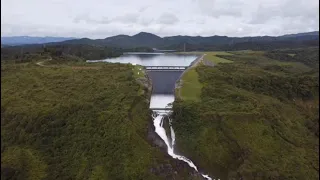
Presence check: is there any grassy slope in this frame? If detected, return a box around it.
[177,52,233,101]
[1,61,197,180]
[203,52,233,64]
[132,65,145,79]
[172,49,319,180]
[179,68,202,101]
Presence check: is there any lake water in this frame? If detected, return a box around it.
[87,53,198,67]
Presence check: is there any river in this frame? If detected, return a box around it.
[87,53,213,180]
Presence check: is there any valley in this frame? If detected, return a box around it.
[1,33,319,180]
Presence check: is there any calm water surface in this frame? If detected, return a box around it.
[87,53,198,67]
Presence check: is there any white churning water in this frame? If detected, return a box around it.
[150,94,213,180]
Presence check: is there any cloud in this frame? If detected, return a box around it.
[157,13,179,25]
[73,14,111,24]
[113,13,140,24]
[196,0,244,18]
[1,0,319,38]
[139,6,150,12]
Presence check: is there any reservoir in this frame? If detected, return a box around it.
[87,53,197,67]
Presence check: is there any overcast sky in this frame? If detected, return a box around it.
[1,0,319,38]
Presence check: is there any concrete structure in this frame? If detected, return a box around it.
[146,55,202,110]
[147,70,184,94]
[145,66,187,71]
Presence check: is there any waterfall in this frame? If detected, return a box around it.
[152,109,213,180]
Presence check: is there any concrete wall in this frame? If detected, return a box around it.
[147,70,184,94]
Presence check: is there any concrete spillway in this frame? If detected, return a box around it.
[147,70,183,94]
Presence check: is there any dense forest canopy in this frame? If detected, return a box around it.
[1,44,123,62]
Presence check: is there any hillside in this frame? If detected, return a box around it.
[1,60,204,180]
[1,44,121,62]
[1,43,156,62]
[173,48,319,179]
[1,36,75,46]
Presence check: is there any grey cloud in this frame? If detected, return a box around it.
[157,13,179,25]
[249,0,319,25]
[209,6,243,18]
[113,13,140,24]
[1,0,319,38]
[73,14,111,24]
[197,0,244,18]
[138,17,154,26]
[139,6,149,12]
[74,13,140,25]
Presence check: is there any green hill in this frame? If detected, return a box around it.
[172,48,319,180]
[1,61,201,180]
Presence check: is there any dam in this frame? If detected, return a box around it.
[87,53,213,180]
[87,53,197,107]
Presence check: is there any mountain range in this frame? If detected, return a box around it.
[1,36,76,46]
[1,31,319,51]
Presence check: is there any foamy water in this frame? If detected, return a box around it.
[151,94,213,180]
[150,94,174,109]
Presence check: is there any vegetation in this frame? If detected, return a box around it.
[265,47,319,68]
[1,44,319,180]
[172,48,319,180]
[203,52,233,64]
[1,44,123,63]
[179,68,202,101]
[177,51,233,101]
[132,65,145,79]
[1,59,199,180]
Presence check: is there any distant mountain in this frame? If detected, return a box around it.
[3,31,318,51]
[280,31,319,38]
[1,36,76,46]
[57,31,318,50]
[62,32,163,48]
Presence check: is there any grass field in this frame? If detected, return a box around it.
[179,67,202,101]
[203,53,233,64]
[132,65,145,79]
[177,51,233,101]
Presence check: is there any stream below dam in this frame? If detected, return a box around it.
[88,53,214,180]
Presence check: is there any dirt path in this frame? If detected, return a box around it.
[35,57,100,70]
[36,57,52,67]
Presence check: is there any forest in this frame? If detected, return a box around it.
[1,60,202,180]
[1,44,123,62]
[172,47,319,180]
